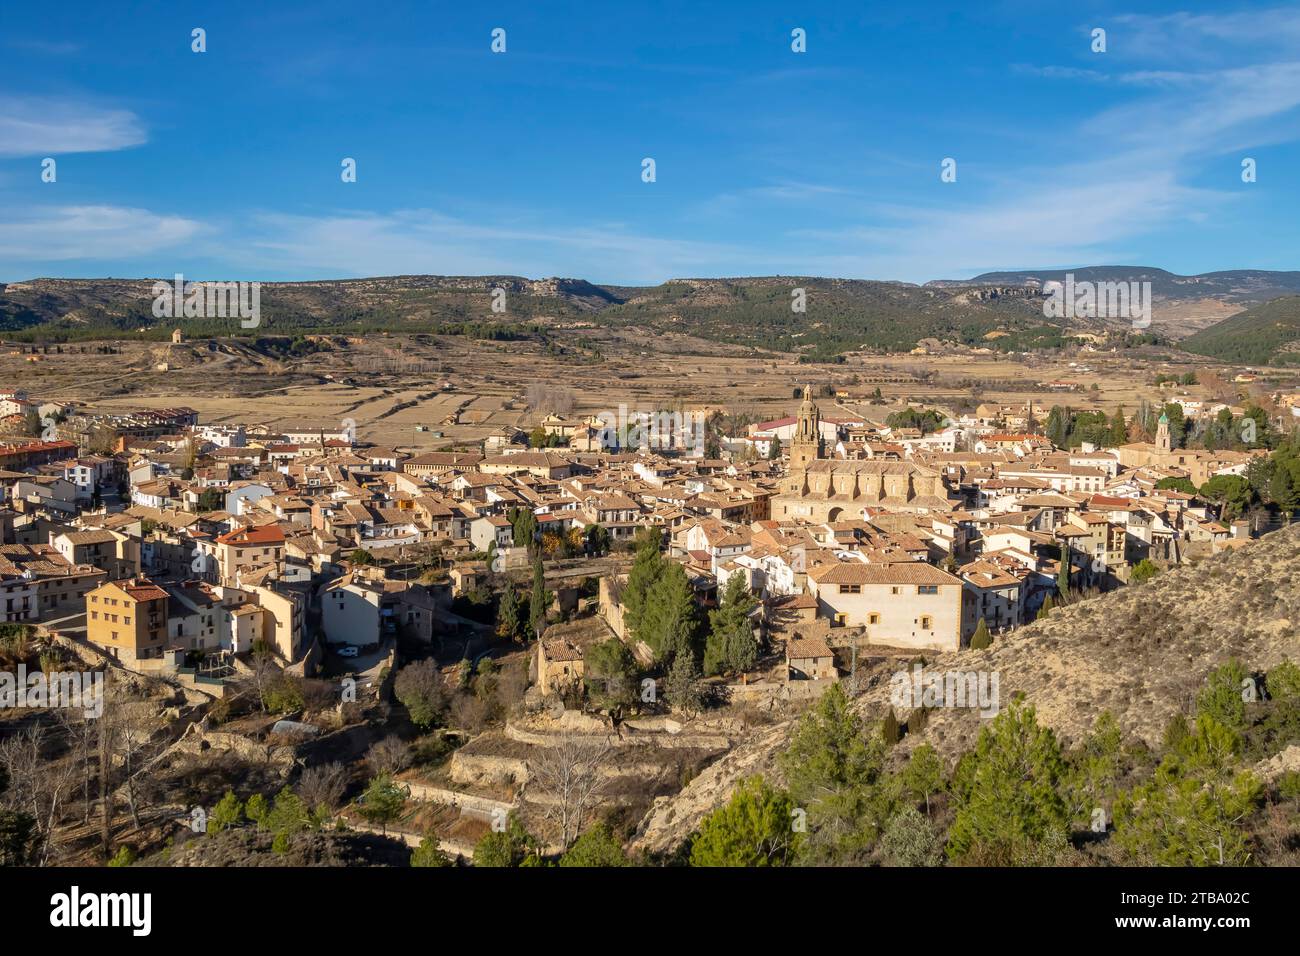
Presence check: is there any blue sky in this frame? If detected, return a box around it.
[1,0,1298,284]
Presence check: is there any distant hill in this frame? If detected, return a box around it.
[0,274,1095,357]
[947,267,1300,304]
[1178,295,1300,366]
[5,266,1299,357]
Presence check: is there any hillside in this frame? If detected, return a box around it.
[0,273,1095,357]
[632,524,1300,855]
[953,266,1300,304]
[1179,295,1300,366]
[7,267,1300,357]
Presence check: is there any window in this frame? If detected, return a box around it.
[920,616,933,630]
[838,584,861,594]
[918,585,938,595]
[868,612,880,625]
[891,586,900,595]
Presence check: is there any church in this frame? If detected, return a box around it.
[773,386,960,521]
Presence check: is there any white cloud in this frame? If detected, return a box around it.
[0,206,201,261]
[0,96,146,157]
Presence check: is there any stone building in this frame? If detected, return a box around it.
[773,385,959,521]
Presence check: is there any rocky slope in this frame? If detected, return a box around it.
[632,525,1300,855]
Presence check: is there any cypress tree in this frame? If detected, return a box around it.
[969,617,992,650]
[882,709,901,746]
[529,551,546,638]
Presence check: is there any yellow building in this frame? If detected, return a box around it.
[86,578,170,661]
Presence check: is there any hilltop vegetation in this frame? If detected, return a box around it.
[1180,295,1300,366]
[0,274,1104,358]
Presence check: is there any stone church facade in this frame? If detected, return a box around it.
[773,386,959,521]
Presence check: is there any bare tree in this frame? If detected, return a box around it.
[366,736,410,777]
[0,724,79,865]
[55,708,98,824]
[296,761,349,812]
[529,733,611,850]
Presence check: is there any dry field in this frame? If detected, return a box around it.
[0,327,1255,448]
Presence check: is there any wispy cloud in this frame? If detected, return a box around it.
[234,209,745,283]
[0,206,201,261]
[0,96,146,157]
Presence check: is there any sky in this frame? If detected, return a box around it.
[1,0,1298,285]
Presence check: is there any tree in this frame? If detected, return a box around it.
[558,822,629,866]
[663,651,706,716]
[703,574,758,676]
[881,709,901,746]
[473,813,540,867]
[496,586,523,642]
[511,508,538,549]
[778,683,892,864]
[411,835,453,867]
[529,550,547,638]
[245,793,270,828]
[946,700,1069,863]
[0,810,38,866]
[1108,407,1128,446]
[532,734,611,850]
[1268,467,1297,519]
[901,743,946,817]
[622,531,666,637]
[1200,475,1253,521]
[297,762,348,813]
[584,638,640,711]
[766,437,782,460]
[357,774,407,837]
[1129,559,1160,584]
[1114,714,1262,866]
[638,562,700,664]
[969,618,991,650]
[689,776,800,867]
[394,659,448,729]
[209,790,244,834]
[350,548,375,566]
[367,736,411,776]
[880,805,942,866]
[1155,476,1197,495]
[1056,547,1071,597]
[1196,660,1251,732]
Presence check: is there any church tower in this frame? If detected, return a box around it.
[790,384,823,471]
[1155,411,1171,454]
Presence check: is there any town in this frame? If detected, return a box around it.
[1,351,1296,867]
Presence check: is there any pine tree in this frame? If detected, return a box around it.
[969,617,992,650]
[704,574,758,676]
[901,743,946,817]
[947,700,1069,862]
[639,563,700,663]
[623,532,665,638]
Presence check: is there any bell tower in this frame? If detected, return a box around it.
[1156,411,1171,454]
[790,384,823,471]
